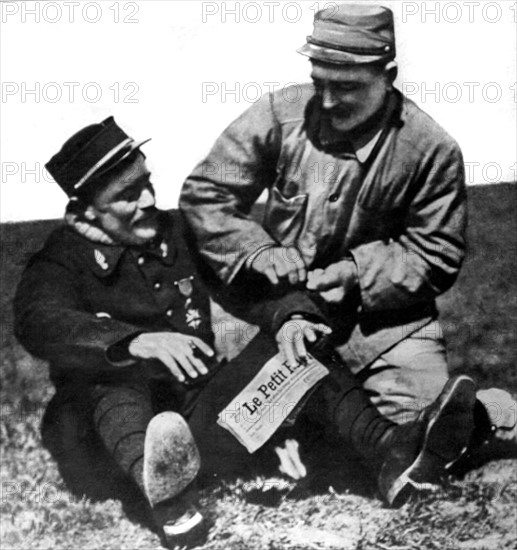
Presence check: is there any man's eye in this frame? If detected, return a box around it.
[119,181,153,202]
[120,190,139,202]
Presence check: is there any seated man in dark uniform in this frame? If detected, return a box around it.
[14,117,479,548]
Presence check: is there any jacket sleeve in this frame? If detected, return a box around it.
[350,141,467,311]
[14,252,142,373]
[250,290,328,335]
[179,92,281,284]
[216,265,329,335]
[185,221,329,338]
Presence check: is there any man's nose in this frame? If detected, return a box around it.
[321,87,339,110]
[138,187,155,209]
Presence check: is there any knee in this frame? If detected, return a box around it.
[365,372,449,424]
[92,386,152,430]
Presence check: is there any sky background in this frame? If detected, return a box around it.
[1,0,516,222]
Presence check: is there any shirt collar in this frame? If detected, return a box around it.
[352,127,384,163]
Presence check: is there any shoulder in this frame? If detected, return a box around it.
[236,83,315,124]
[26,224,94,270]
[268,82,315,124]
[161,208,182,223]
[398,92,463,157]
[161,209,185,237]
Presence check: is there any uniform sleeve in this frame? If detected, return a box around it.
[219,268,329,336]
[252,290,327,335]
[14,253,142,373]
[179,92,281,284]
[350,142,467,311]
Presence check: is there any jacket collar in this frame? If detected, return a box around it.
[87,244,125,277]
[80,211,177,277]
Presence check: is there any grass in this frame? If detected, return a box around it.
[1,183,516,549]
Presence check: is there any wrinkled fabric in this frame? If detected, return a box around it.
[14,209,323,383]
[180,85,467,371]
[359,320,450,424]
[17,209,329,490]
[15,211,213,382]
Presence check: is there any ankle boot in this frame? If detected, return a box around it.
[377,375,477,507]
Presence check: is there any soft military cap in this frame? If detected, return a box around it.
[46,117,150,197]
[298,3,395,65]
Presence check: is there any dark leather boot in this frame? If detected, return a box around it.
[378,375,477,507]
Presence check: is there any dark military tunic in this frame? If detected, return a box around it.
[15,209,323,382]
[14,209,325,482]
[14,210,218,384]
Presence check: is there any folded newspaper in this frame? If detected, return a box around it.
[217,353,329,453]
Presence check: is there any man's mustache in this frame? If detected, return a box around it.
[133,207,158,224]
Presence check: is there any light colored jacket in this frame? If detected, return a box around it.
[180,85,467,372]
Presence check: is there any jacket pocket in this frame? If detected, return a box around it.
[263,186,308,246]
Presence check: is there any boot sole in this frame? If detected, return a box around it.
[143,412,201,507]
[387,375,476,506]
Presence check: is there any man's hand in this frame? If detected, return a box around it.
[306,259,358,304]
[249,246,306,286]
[128,332,214,383]
[276,316,332,368]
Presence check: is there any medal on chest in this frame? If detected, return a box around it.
[174,275,202,330]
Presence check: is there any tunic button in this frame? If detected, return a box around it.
[329,193,339,202]
[137,256,145,266]
[166,309,173,317]
[153,282,161,291]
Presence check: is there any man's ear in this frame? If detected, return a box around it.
[384,61,398,85]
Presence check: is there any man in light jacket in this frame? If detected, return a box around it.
[179,4,516,452]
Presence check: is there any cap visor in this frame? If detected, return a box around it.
[77,137,152,189]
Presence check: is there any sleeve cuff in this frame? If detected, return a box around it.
[106,332,143,367]
[270,291,326,334]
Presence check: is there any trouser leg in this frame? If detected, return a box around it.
[89,381,154,494]
[41,386,123,500]
[188,331,397,470]
[355,321,516,456]
[187,332,280,475]
[359,321,450,424]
